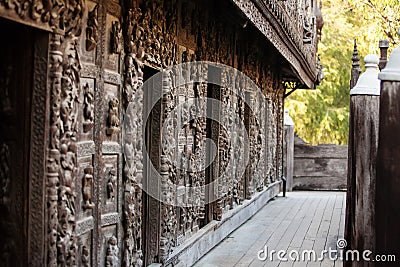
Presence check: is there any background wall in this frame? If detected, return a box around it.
[293,136,347,190]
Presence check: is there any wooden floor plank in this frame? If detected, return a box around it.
[194,192,346,267]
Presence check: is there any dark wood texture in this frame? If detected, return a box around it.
[0,19,34,267]
[376,81,400,264]
[0,19,49,267]
[344,41,361,267]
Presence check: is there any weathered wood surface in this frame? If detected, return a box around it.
[346,96,379,267]
[344,42,361,263]
[293,137,348,190]
[345,53,381,267]
[194,191,346,267]
[376,81,400,264]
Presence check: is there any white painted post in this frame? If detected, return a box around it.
[284,109,295,192]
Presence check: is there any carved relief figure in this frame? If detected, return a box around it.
[81,245,90,267]
[106,236,119,267]
[60,143,77,200]
[82,167,94,210]
[60,77,74,133]
[106,98,120,135]
[57,194,75,265]
[111,21,122,54]
[107,168,117,201]
[0,143,10,207]
[86,5,99,51]
[83,83,94,132]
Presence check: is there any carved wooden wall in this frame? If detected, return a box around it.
[0,0,289,266]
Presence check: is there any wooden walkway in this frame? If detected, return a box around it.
[194,191,346,267]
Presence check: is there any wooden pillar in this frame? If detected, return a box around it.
[206,65,222,220]
[283,109,294,192]
[378,40,389,71]
[376,45,400,263]
[346,55,380,266]
[345,40,361,260]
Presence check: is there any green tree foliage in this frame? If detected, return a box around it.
[285,0,400,145]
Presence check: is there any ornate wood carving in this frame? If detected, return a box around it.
[82,167,94,210]
[159,69,178,262]
[122,6,145,262]
[0,0,84,32]
[0,0,291,265]
[45,0,83,261]
[81,245,90,267]
[106,236,119,266]
[82,83,94,132]
[233,0,317,88]
[111,21,123,54]
[107,168,117,201]
[106,98,120,135]
[86,4,99,51]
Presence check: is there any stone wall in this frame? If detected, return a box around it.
[293,136,348,190]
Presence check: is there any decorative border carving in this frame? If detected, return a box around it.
[232,0,316,88]
[0,0,84,33]
[102,142,121,154]
[77,141,95,157]
[28,34,48,266]
[76,216,94,236]
[101,213,120,227]
[45,0,84,262]
[104,71,122,85]
[81,64,99,78]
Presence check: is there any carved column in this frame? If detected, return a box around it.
[206,65,222,220]
[122,8,145,266]
[46,32,63,266]
[159,69,177,262]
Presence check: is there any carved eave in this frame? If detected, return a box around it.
[0,1,83,35]
[0,7,49,31]
[231,0,317,89]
